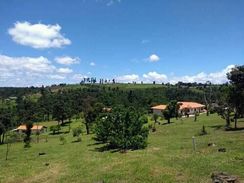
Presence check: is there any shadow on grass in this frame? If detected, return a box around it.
[87,141,105,146]
[88,142,122,153]
[49,131,70,135]
[208,124,223,130]
[60,121,71,127]
[71,140,82,143]
[225,127,244,131]
[161,122,175,125]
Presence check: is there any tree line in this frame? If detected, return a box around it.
[0,65,243,148]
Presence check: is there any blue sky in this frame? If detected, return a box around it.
[0,0,243,86]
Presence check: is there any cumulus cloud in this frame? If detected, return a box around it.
[57,67,73,74]
[72,74,88,81]
[0,54,76,86]
[170,65,235,84]
[148,54,160,62]
[8,22,71,49]
[55,56,80,65]
[115,65,235,84]
[0,54,55,74]
[143,71,167,82]
[49,75,66,80]
[116,74,139,83]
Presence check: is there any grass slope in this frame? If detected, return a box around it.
[0,114,243,183]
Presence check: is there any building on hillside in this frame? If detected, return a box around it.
[103,107,112,113]
[14,125,47,134]
[151,102,205,116]
[151,105,167,115]
[178,101,205,115]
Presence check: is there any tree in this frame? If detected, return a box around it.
[50,125,61,135]
[163,100,180,124]
[94,107,149,151]
[23,122,33,148]
[152,113,159,131]
[0,106,15,144]
[82,97,98,135]
[227,65,244,128]
[16,97,39,148]
[203,81,213,116]
[52,91,72,125]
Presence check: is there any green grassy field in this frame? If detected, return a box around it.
[50,83,166,91]
[0,114,243,183]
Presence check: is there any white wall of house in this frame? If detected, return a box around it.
[153,109,163,116]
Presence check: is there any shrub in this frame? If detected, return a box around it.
[94,107,149,150]
[59,135,66,145]
[72,126,82,137]
[72,126,82,142]
[50,125,61,135]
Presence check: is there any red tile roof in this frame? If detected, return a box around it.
[178,102,205,109]
[151,102,205,110]
[17,125,45,130]
[151,105,167,110]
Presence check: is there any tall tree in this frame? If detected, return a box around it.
[0,106,15,144]
[227,65,244,128]
[163,100,180,124]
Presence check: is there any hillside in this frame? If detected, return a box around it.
[0,114,243,183]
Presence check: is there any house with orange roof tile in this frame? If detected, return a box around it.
[14,125,47,134]
[151,101,205,116]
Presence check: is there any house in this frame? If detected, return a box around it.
[178,101,205,115]
[151,102,205,116]
[14,125,47,134]
[151,105,167,115]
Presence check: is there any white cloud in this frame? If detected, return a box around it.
[116,74,139,83]
[57,67,73,74]
[49,75,66,80]
[0,54,55,74]
[149,54,160,62]
[143,71,167,82]
[115,65,235,84]
[170,65,235,84]
[90,62,96,66]
[106,0,121,6]
[55,56,80,65]
[8,21,71,49]
[72,74,88,81]
[0,54,76,86]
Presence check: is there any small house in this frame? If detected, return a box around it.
[151,102,205,116]
[15,125,47,134]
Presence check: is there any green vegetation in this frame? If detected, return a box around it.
[0,65,243,182]
[0,114,243,183]
[94,107,149,151]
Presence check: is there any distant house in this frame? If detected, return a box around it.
[103,107,112,113]
[151,105,167,115]
[151,102,205,116]
[14,125,47,134]
[178,101,205,115]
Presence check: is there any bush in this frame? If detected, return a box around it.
[59,135,66,145]
[72,126,82,142]
[50,125,61,135]
[72,126,82,137]
[94,107,149,150]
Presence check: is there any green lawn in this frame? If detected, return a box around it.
[0,114,243,183]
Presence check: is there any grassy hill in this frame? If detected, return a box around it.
[0,114,243,183]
